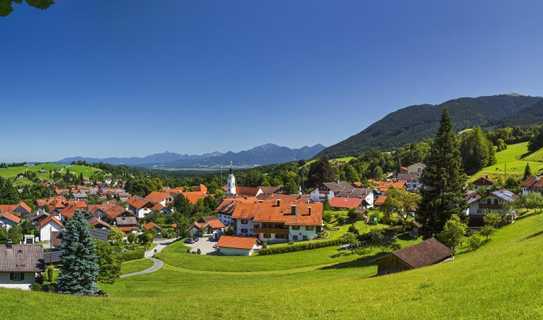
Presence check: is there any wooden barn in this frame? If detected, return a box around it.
[377,238,453,276]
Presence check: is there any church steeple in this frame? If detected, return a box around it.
[226,161,236,196]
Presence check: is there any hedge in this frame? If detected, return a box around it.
[258,238,349,255]
[120,247,145,261]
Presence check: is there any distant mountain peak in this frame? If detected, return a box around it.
[58,143,325,169]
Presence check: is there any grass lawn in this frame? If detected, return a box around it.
[157,241,363,272]
[120,259,154,275]
[2,214,543,319]
[0,163,101,180]
[471,142,543,180]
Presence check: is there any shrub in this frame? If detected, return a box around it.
[437,215,467,253]
[484,212,503,228]
[120,247,145,261]
[468,234,484,251]
[258,238,348,255]
[480,225,495,240]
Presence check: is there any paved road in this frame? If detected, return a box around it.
[187,237,217,255]
[120,238,177,279]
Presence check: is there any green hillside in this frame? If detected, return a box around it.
[0,163,101,181]
[2,213,543,319]
[321,94,543,157]
[471,142,543,180]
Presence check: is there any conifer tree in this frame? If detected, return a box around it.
[417,109,467,236]
[524,163,532,180]
[57,212,99,295]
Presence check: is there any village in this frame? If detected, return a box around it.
[0,153,534,290]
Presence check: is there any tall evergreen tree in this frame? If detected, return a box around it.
[307,157,336,188]
[460,127,495,175]
[523,163,532,180]
[57,212,100,295]
[417,109,467,236]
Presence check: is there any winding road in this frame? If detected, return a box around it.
[120,238,177,279]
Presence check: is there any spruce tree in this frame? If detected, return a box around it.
[57,212,100,295]
[524,163,532,180]
[417,109,467,236]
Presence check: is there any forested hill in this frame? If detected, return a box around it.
[320,94,543,157]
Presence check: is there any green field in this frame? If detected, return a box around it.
[2,212,543,319]
[120,259,154,275]
[471,142,543,180]
[0,163,101,183]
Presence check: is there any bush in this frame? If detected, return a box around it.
[120,247,145,261]
[258,238,349,255]
[468,234,484,251]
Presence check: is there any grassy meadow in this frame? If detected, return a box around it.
[471,142,543,180]
[120,259,154,275]
[2,213,543,319]
[0,163,101,179]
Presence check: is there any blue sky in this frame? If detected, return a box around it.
[2,0,543,162]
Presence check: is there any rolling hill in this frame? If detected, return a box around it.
[320,94,543,157]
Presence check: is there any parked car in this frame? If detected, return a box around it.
[185,237,198,244]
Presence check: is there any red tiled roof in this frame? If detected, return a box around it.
[232,196,323,226]
[127,197,151,209]
[218,236,257,250]
[372,180,406,193]
[0,212,21,224]
[193,216,225,230]
[143,222,161,231]
[374,195,387,206]
[145,192,171,204]
[38,216,64,229]
[328,197,362,209]
[0,201,32,214]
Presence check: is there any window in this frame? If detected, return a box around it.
[303,235,308,240]
[10,272,24,281]
[241,228,248,234]
[305,226,314,231]
[292,235,299,241]
[291,226,300,230]
[264,233,271,239]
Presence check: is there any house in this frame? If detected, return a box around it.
[377,238,452,275]
[233,186,282,198]
[0,212,21,230]
[215,196,263,226]
[143,222,161,234]
[144,191,174,207]
[406,162,426,177]
[189,216,225,238]
[216,236,259,256]
[472,176,495,190]
[167,184,209,204]
[0,244,44,290]
[89,203,127,223]
[115,216,139,234]
[311,181,374,208]
[87,217,112,230]
[38,216,64,249]
[0,201,32,217]
[328,197,363,210]
[521,175,543,196]
[465,189,518,226]
[230,196,323,243]
[127,197,154,219]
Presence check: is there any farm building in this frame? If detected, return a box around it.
[217,236,259,256]
[377,238,452,276]
[0,244,44,290]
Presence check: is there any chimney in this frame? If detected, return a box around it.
[275,199,281,207]
[291,205,297,215]
[308,207,312,215]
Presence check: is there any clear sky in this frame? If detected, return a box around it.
[2,0,543,162]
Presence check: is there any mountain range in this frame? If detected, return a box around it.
[59,144,326,169]
[320,94,543,157]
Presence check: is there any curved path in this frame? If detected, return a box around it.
[120,238,177,279]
